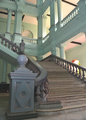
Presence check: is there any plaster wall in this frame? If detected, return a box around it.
[66,42,86,67]
[0,17,37,38]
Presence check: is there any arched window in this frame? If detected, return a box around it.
[22,30,33,38]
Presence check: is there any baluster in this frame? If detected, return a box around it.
[67,63,69,72]
[65,62,66,69]
[5,41,7,46]
[35,85,41,102]
[77,67,80,78]
[1,39,4,44]
[8,43,10,49]
[15,48,17,53]
[79,68,81,79]
[72,65,75,75]
[68,64,71,73]
[82,69,85,80]
[57,59,59,65]
[76,66,78,77]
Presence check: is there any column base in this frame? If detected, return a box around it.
[51,47,60,57]
[37,56,43,61]
[5,32,11,41]
[6,108,38,120]
[49,25,55,32]
[56,21,61,30]
[13,33,22,43]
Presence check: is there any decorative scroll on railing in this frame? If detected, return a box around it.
[22,36,37,44]
[25,54,49,103]
[42,34,49,43]
[0,34,25,54]
[42,54,86,81]
[61,7,79,27]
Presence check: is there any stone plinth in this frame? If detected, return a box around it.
[6,55,38,120]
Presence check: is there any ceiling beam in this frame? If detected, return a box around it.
[47,14,50,17]
[0,11,15,16]
[62,0,78,7]
[71,41,82,45]
[22,15,25,21]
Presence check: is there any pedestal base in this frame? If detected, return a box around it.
[13,33,22,43]
[5,32,11,40]
[6,109,38,120]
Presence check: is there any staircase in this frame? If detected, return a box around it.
[36,61,86,116]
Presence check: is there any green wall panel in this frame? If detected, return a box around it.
[0,59,3,83]
[6,63,11,83]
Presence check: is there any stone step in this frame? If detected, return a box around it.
[49,83,85,88]
[49,80,83,85]
[47,73,73,78]
[48,77,80,82]
[61,98,86,107]
[48,90,86,98]
[47,93,86,101]
[49,86,86,91]
[36,104,86,116]
[37,61,86,116]
[36,101,62,109]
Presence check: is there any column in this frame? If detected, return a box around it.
[37,15,46,42]
[37,0,43,6]
[50,0,56,32]
[57,0,63,28]
[37,15,46,60]
[2,61,7,83]
[13,10,23,43]
[60,44,65,59]
[5,9,13,40]
[51,47,60,57]
[57,0,63,21]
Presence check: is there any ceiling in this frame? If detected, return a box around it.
[1,0,85,51]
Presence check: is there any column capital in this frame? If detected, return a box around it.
[7,8,13,13]
[16,9,23,14]
[37,15,47,20]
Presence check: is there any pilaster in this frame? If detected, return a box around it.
[51,47,60,57]
[60,44,65,59]
[2,61,7,83]
[5,9,13,40]
[13,10,23,43]
[50,0,56,28]
[56,0,63,28]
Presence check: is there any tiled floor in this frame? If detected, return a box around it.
[0,93,86,120]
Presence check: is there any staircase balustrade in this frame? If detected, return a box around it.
[0,34,21,54]
[42,55,86,81]
[0,34,48,103]
[22,36,37,44]
[60,7,79,28]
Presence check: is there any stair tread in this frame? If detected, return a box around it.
[38,61,86,113]
[36,103,86,111]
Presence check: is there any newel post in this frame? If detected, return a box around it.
[6,55,38,120]
[20,39,25,53]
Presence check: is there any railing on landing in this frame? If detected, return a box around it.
[22,36,37,44]
[42,55,86,81]
[0,34,48,103]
